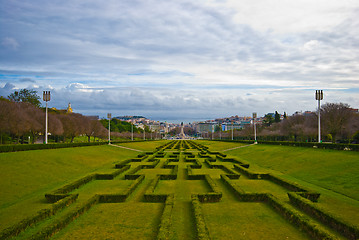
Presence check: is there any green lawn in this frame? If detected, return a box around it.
[0,145,138,230]
[1,140,359,239]
[211,143,359,201]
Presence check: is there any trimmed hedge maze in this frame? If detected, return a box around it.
[2,140,359,239]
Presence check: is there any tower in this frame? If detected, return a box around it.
[67,103,73,113]
[180,122,185,139]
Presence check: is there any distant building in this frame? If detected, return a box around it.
[67,103,73,113]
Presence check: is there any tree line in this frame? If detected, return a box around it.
[0,89,147,144]
[213,103,359,143]
[0,96,109,144]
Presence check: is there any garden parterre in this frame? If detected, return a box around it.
[1,140,358,239]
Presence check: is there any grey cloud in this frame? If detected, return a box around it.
[19,78,36,83]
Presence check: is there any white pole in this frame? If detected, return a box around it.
[318,98,321,143]
[254,121,257,142]
[45,101,48,144]
[107,113,111,145]
[108,118,110,144]
[220,125,222,140]
[231,123,234,141]
[131,124,133,141]
[316,90,323,143]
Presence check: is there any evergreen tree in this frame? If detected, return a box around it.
[274,111,281,123]
[8,89,41,107]
[263,114,274,126]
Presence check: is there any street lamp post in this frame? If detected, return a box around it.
[131,123,133,141]
[107,113,111,144]
[231,121,234,141]
[315,90,323,143]
[43,91,51,144]
[219,124,222,140]
[253,112,257,143]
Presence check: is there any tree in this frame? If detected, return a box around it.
[8,89,41,107]
[321,103,353,143]
[263,114,274,126]
[283,112,287,119]
[280,114,305,141]
[274,111,281,123]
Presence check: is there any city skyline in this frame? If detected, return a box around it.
[1,0,358,121]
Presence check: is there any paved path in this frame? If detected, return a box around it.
[108,144,143,152]
[222,143,255,152]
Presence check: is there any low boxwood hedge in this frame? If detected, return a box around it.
[157,194,174,240]
[191,194,211,240]
[288,193,359,239]
[0,194,78,239]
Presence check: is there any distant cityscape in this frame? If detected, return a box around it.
[113,112,295,134]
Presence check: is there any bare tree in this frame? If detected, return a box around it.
[321,103,353,143]
[280,114,305,141]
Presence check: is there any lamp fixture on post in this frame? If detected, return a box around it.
[253,112,257,143]
[43,91,51,144]
[315,90,323,143]
[107,113,111,145]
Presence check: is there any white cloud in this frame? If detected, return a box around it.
[1,37,19,50]
[227,0,358,33]
[303,40,321,51]
[0,0,358,121]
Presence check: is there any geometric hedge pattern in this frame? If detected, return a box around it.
[1,140,358,239]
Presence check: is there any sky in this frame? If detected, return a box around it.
[1,0,358,123]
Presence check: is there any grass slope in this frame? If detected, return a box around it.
[218,143,359,201]
[0,145,138,230]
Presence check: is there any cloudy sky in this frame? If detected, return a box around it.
[1,0,358,122]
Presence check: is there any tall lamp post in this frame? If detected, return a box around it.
[253,112,257,143]
[43,91,51,144]
[315,90,323,143]
[131,123,134,141]
[107,113,111,144]
[219,124,222,140]
[231,121,234,141]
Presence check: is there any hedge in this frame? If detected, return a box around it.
[233,164,266,179]
[95,165,130,180]
[157,194,175,240]
[160,165,178,180]
[267,174,320,202]
[46,174,97,202]
[210,139,359,151]
[29,194,99,240]
[288,193,359,239]
[232,165,321,202]
[196,175,222,203]
[257,140,359,151]
[0,194,78,239]
[0,140,151,153]
[99,175,145,203]
[220,174,338,239]
[220,174,268,202]
[265,194,338,240]
[144,176,168,202]
[0,142,107,153]
[191,195,211,240]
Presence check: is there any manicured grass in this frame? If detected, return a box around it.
[202,202,309,240]
[220,143,359,201]
[1,140,359,239]
[0,145,138,230]
[115,140,168,151]
[52,203,163,240]
[198,140,248,151]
